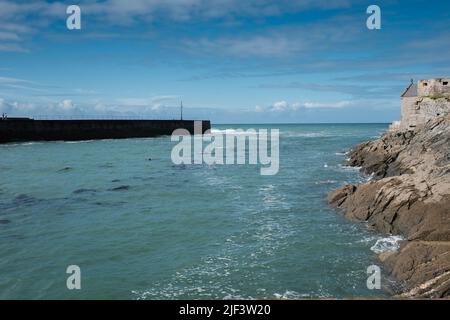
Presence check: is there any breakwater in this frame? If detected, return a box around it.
[0,119,211,143]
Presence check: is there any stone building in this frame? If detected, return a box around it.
[399,78,450,130]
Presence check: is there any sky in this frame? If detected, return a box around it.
[0,0,449,123]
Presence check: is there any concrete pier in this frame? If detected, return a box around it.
[0,119,211,143]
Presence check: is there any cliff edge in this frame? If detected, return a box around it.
[329,116,450,298]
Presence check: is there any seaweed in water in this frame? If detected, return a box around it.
[13,194,39,206]
[73,188,97,194]
[109,185,130,191]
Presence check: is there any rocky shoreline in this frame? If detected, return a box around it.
[328,116,450,298]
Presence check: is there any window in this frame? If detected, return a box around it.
[423,82,428,86]
[443,81,448,85]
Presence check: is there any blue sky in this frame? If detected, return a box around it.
[0,0,449,123]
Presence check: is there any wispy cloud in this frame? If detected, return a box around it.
[0,0,361,52]
[0,75,102,103]
[0,1,65,52]
[261,99,354,113]
[116,95,179,108]
[180,15,363,58]
[0,1,448,124]
[80,0,358,24]
[0,94,181,118]
[258,82,404,99]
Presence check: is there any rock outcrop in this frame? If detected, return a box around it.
[329,116,450,298]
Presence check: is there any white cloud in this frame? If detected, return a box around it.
[303,100,353,109]
[180,14,363,58]
[183,35,299,58]
[82,0,356,24]
[0,0,360,52]
[0,98,36,114]
[116,95,178,109]
[0,76,33,84]
[270,100,290,112]
[0,1,64,52]
[263,99,354,112]
[58,99,75,111]
[0,31,20,41]
[0,98,7,113]
[0,95,182,118]
[0,97,81,116]
[116,98,151,107]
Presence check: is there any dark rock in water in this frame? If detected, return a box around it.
[110,185,130,191]
[58,167,73,172]
[73,188,97,194]
[0,219,11,225]
[329,116,450,298]
[13,194,38,206]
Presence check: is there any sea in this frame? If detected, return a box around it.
[0,123,400,299]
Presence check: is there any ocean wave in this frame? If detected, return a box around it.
[282,132,329,138]
[0,142,43,147]
[337,164,361,172]
[63,140,95,144]
[210,129,258,136]
[273,290,304,299]
[370,235,404,254]
[366,172,375,182]
[315,180,337,185]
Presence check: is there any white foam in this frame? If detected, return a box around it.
[337,164,361,172]
[210,129,257,135]
[370,235,404,254]
[335,151,349,156]
[63,140,95,144]
[0,142,43,147]
[315,180,337,184]
[273,290,304,299]
[282,132,328,138]
[23,142,43,146]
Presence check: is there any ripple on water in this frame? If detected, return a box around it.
[73,188,97,194]
[0,124,390,299]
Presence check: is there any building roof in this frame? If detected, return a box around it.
[401,83,418,97]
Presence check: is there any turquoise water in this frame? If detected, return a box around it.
[0,124,389,299]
